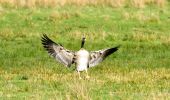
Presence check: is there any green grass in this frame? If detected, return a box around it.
[0,5,170,99]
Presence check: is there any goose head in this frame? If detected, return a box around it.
[81,36,86,48]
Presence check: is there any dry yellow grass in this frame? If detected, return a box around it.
[122,11,160,23]
[132,29,170,43]
[0,0,167,8]
[0,66,169,99]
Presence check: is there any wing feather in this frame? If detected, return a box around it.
[41,34,75,67]
[89,46,120,67]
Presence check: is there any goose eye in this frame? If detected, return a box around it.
[60,48,63,50]
[66,50,70,53]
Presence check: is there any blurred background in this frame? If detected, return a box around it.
[0,0,167,8]
[0,0,169,99]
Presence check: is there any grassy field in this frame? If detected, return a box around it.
[0,1,170,99]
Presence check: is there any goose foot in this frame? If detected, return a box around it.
[86,75,90,79]
[85,70,90,79]
[78,71,82,79]
[79,77,82,80]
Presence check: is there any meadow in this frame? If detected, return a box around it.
[0,0,170,99]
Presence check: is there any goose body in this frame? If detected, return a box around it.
[76,49,90,71]
[41,34,119,79]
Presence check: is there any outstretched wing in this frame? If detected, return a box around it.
[41,34,75,67]
[89,46,120,67]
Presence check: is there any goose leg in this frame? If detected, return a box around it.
[78,71,82,79]
[85,70,90,79]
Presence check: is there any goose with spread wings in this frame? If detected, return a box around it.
[41,34,119,79]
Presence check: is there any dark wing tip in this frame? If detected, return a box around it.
[41,34,56,45]
[103,45,120,58]
[41,34,59,54]
[113,45,121,51]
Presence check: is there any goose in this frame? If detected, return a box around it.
[41,34,119,79]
